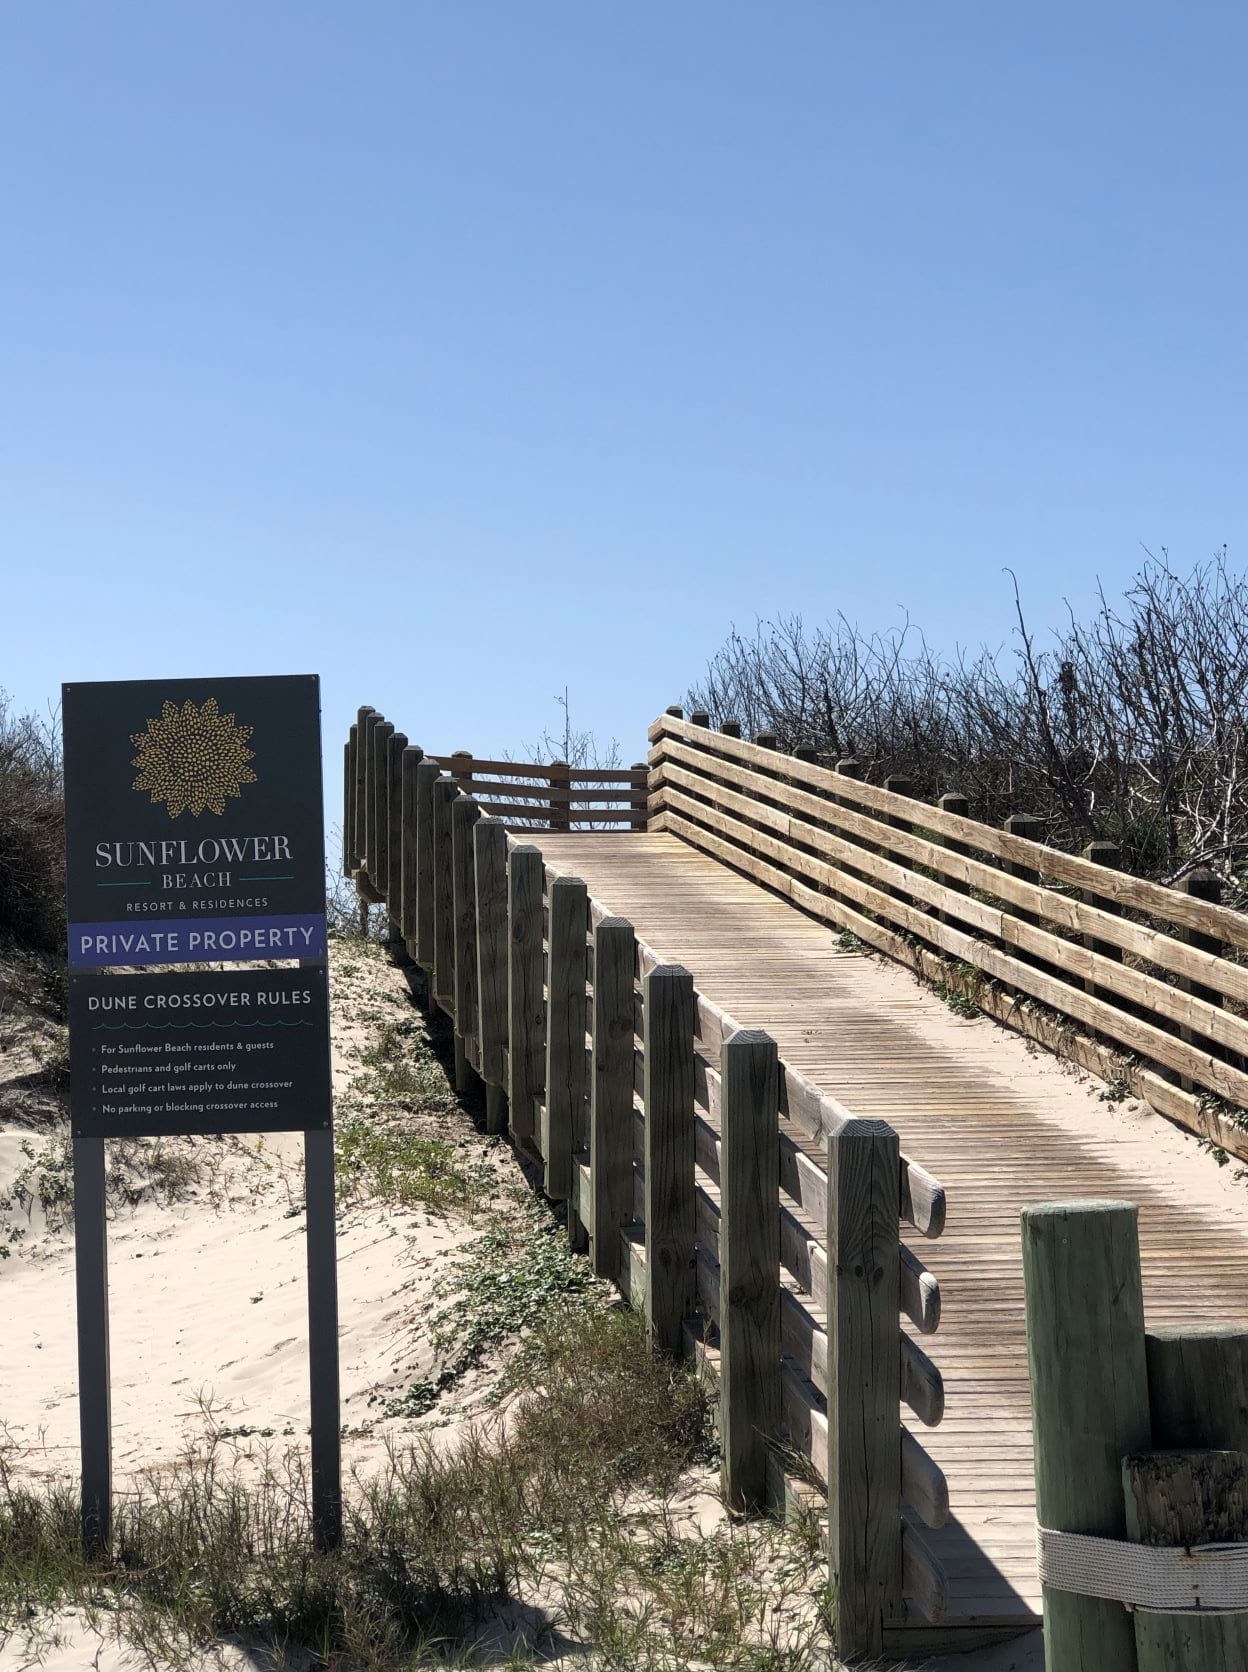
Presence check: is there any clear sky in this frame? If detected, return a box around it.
[2,4,1244,838]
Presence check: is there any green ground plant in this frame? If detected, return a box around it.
[0,1303,831,1670]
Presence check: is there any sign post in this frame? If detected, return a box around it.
[63,674,340,1550]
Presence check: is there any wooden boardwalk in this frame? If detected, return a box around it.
[527,830,1248,1641]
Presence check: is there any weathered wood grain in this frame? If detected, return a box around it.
[643,963,696,1349]
[386,729,407,922]
[589,916,637,1281]
[431,777,458,1009]
[827,1118,902,1657]
[1124,1448,1248,1671]
[452,796,482,1052]
[474,818,509,1117]
[371,720,394,898]
[543,875,587,1201]
[343,732,356,877]
[719,1028,781,1514]
[414,761,441,970]
[399,744,423,945]
[506,844,545,1147]
[647,710,1248,951]
[1021,1201,1149,1672]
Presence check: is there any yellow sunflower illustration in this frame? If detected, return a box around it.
[131,697,257,818]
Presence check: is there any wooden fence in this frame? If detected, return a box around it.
[342,713,647,877]
[343,706,952,1658]
[648,710,1248,1164]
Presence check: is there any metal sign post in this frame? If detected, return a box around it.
[63,674,340,1551]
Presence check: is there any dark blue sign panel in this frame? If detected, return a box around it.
[63,674,326,968]
[69,966,333,1137]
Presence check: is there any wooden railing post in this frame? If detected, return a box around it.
[399,744,423,949]
[832,757,868,864]
[753,731,780,751]
[1132,1326,1248,1669]
[643,964,696,1350]
[826,1118,902,1659]
[720,720,742,738]
[630,762,648,832]
[883,774,913,901]
[1081,840,1122,1004]
[543,875,588,1201]
[450,749,473,792]
[372,720,394,900]
[358,708,378,881]
[937,792,971,926]
[1021,1201,1149,1672]
[719,1028,781,1514]
[1004,812,1044,929]
[793,742,819,763]
[414,761,441,971]
[507,844,545,1151]
[589,916,637,1281]
[1125,1451,1248,1669]
[386,730,407,932]
[343,730,356,878]
[451,796,482,1095]
[665,704,684,720]
[360,711,382,888]
[1178,868,1224,1087]
[431,777,457,1012]
[474,817,509,1134]
[352,706,375,877]
[549,759,571,831]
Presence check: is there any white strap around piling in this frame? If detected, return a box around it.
[1037,1525,1248,1614]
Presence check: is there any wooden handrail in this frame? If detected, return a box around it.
[648,712,1248,950]
[425,753,647,785]
[651,779,1248,1079]
[653,742,1248,1011]
[648,711,1248,1144]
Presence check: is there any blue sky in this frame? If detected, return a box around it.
[2,4,1244,841]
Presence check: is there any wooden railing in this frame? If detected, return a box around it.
[648,711,1248,1164]
[343,706,953,1657]
[341,712,647,868]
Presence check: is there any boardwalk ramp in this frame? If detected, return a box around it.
[345,707,1248,1660]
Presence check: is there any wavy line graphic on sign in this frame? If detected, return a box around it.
[130,697,256,818]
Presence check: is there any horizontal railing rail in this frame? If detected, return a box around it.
[428,750,648,830]
[647,711,1248,1162]
[343,706,954,1657]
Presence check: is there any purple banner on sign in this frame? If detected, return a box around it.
[69,913,328,969]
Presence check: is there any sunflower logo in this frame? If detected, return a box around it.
[131,698,257,818]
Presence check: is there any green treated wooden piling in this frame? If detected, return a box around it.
[1131,1326,1248,1669]
[1021,1200,1150,1672]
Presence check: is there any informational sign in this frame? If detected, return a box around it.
[63,674,327,969]
[62,672,341,1553]
[69,967,332,1138]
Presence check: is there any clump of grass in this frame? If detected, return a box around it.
[932,981,979,1020]
[508,1306,712,1492]
[358,1018,457,1110]
[334,1005,482,1216]
[336,1113,477,1216]
[1097,1074,1130,1105]
[0,1127,268,1258]
[0,1305,793,1671]
[386,1194,607,1417]
[27,1027,70,1088]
